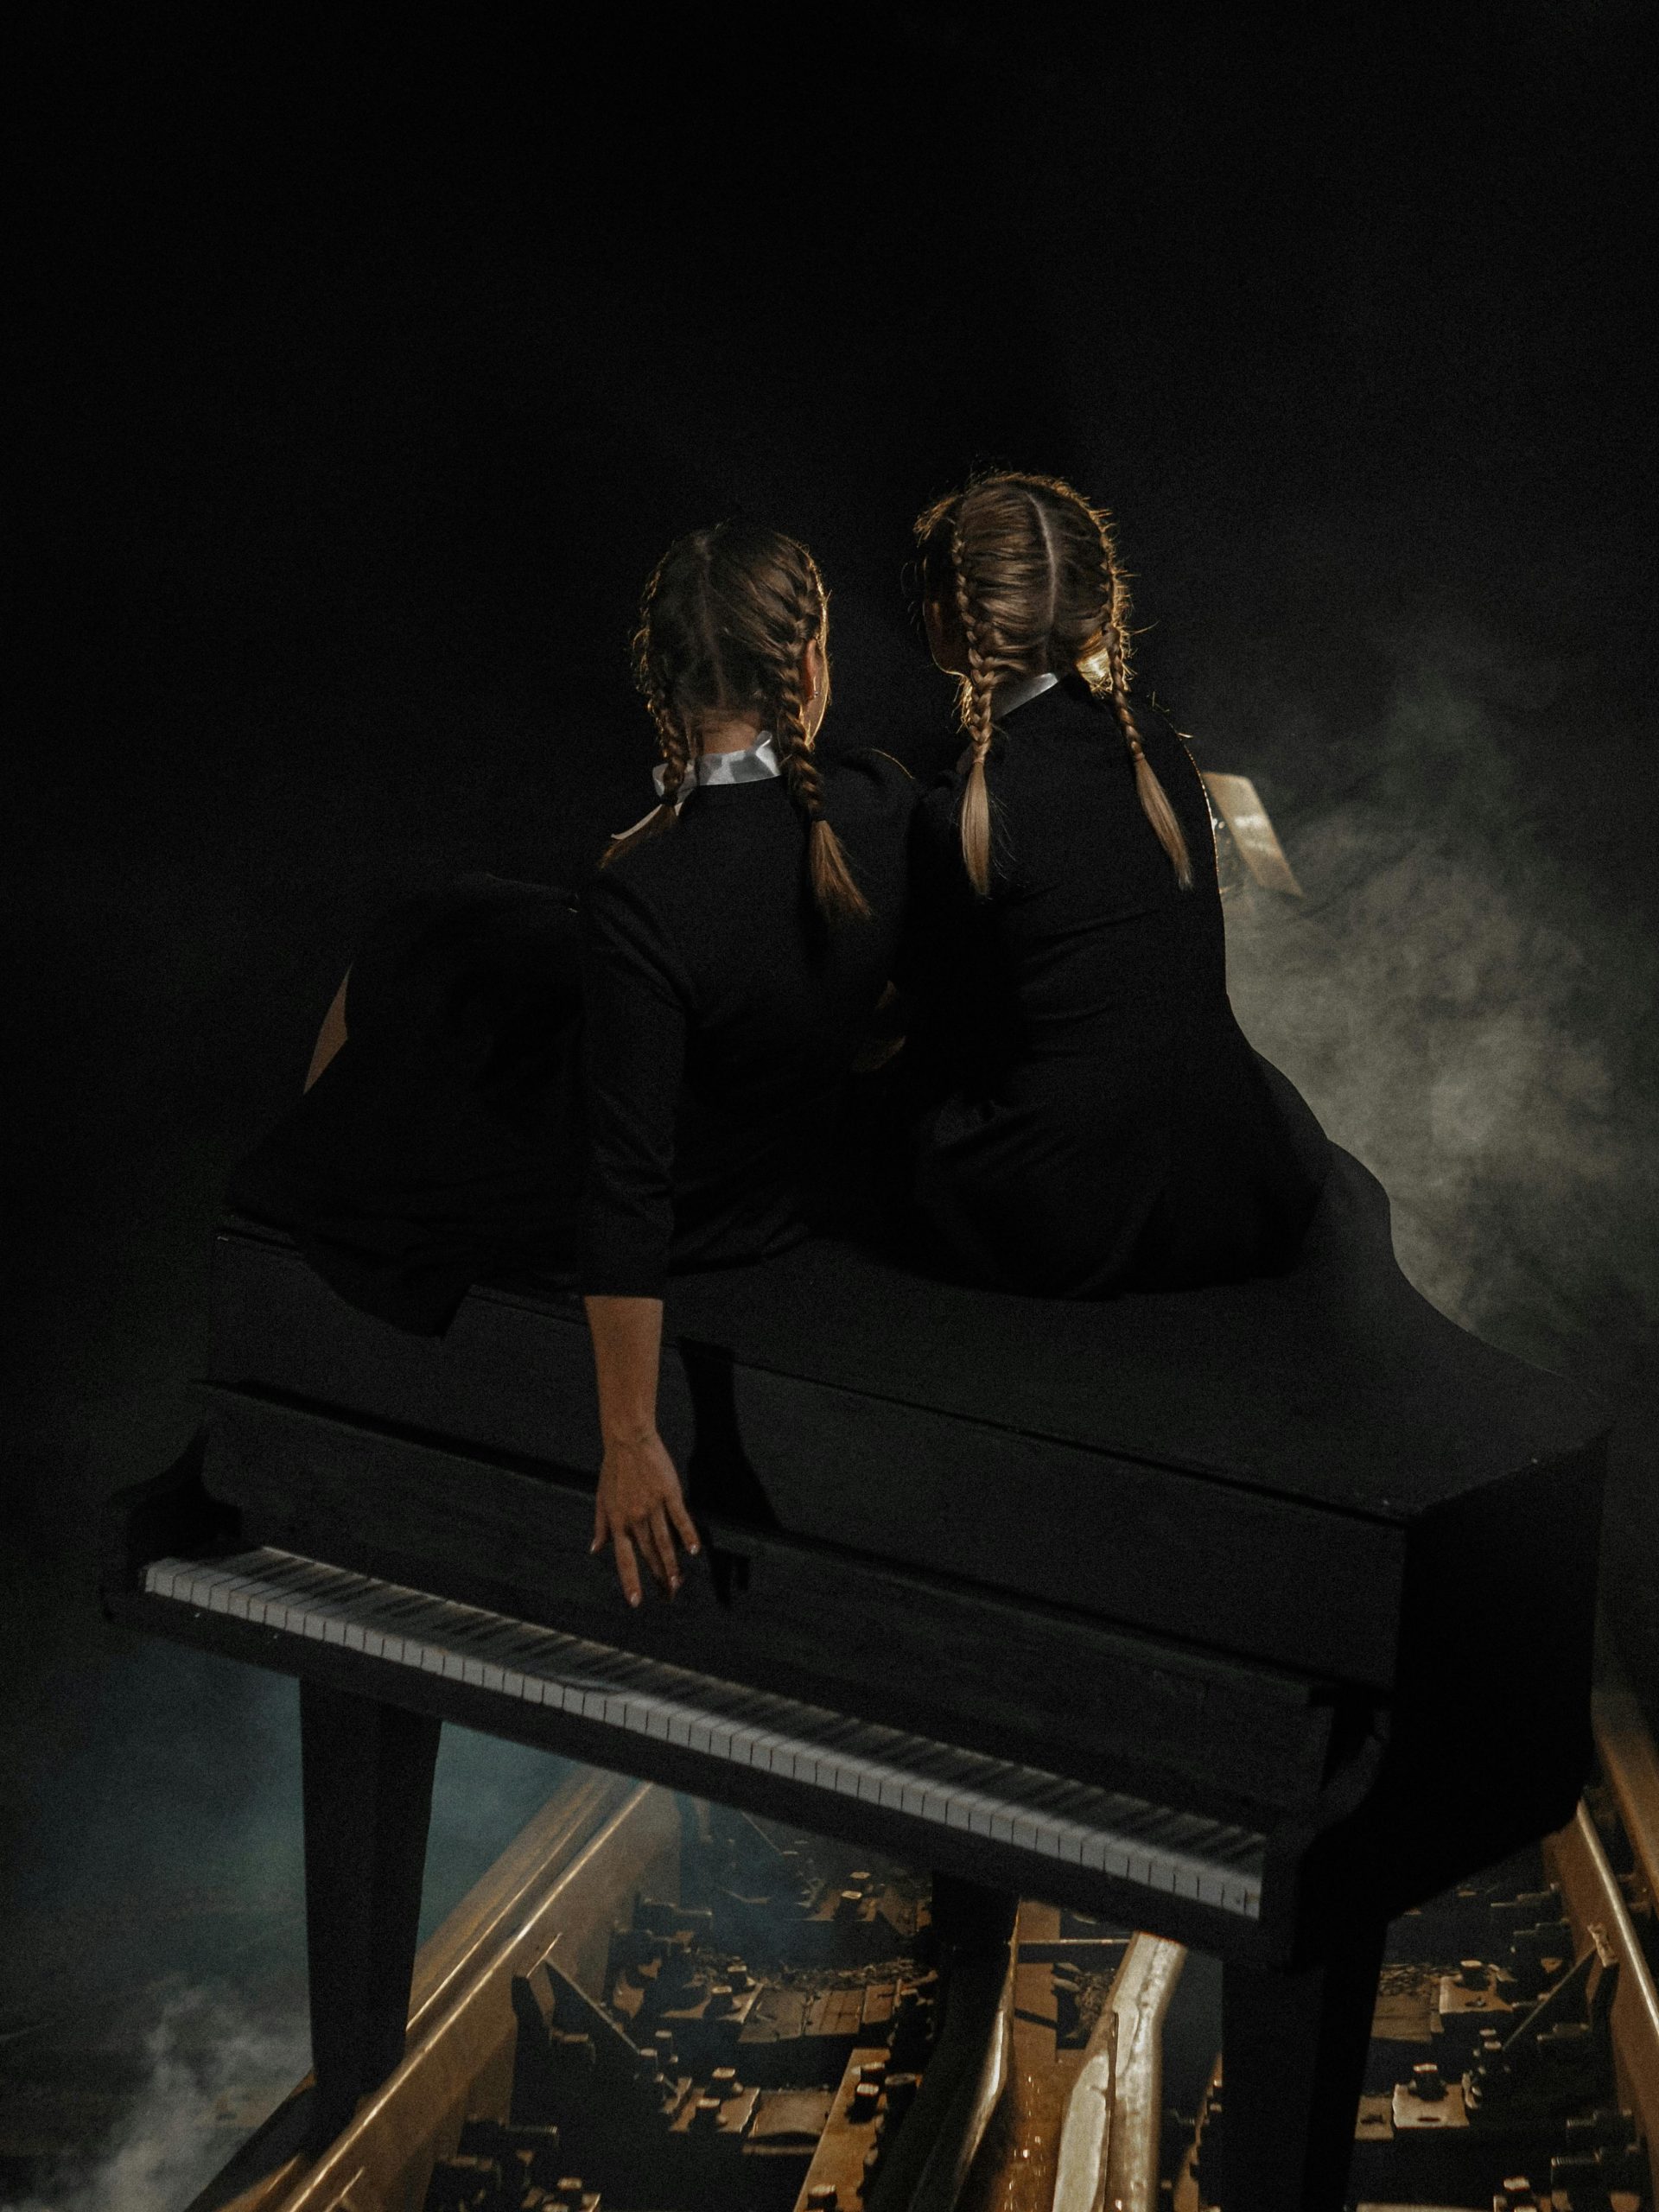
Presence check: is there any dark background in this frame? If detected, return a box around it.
[6,4,1656,2199]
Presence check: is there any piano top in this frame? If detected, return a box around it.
[207,1147,1607,1691]
[212,1144,1610,1524]
[652,1148,1604,1516]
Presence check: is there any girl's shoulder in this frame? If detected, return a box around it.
[825,744,918,808]
[1129,693,1194,745]
[823,747,919,848]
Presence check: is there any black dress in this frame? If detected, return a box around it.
[229,749,914,1332]
[899,676,1328,1295]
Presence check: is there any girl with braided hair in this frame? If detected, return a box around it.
[581,521,911,1600]
[231,519,914,1605]
[899,468,1329,1296]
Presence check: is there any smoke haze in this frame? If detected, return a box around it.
[1218,621,1659,1357]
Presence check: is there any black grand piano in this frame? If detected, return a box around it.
[104,1147,1607,2210]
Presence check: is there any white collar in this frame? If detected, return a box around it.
[954,671,1062,772]
[652,732,782,797]
[993,671,1061,717]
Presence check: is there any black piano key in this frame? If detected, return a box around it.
[138,1551,1265,1916]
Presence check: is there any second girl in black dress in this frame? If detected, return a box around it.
[900,469,1328,1295]
[232,521,913,1601]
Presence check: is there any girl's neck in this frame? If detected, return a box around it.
[696,710,768,756]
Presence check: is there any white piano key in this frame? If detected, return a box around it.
[142,1546,1269,1921]
[920,1781,963,1830]
[963,1793,1012,1839]
[786,1740,832,1785]
[222,1573,286,1624]
[221,1566,305,1623]
[377,1603,446,1667]
[200,1565,271,1616]
[485,1621,562,1675]
[1008,1808,1052,1853]
[729,1721,767,1769]
[707,1713,747,1764]
[798,1716,877,1784]
[795,1715,871,1772]
[625,1694,679,1738]
[766,1728,814,1777]
[269,1567,356,1637]
[754,1724,808,1778]
[170,1560,246,1609]
[753,1732,798,1778]
[268,1558,350,1604]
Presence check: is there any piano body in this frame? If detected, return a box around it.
[104,1153,1608,2210]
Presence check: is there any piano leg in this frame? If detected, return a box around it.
[299,1682,442,2135]
[1218,1918,1387,2212]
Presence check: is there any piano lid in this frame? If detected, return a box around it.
[647,1147,1608,1515]
[217,1145,1605,1525]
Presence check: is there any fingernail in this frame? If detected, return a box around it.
[671,1577,682,1592]
[688,1543,701,1555]
[629,1592,642,1607]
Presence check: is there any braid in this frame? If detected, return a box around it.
[1081,500,1192,890]
[951,515,1000,896]
[609,520,867,922]
[917,470,1196,899]
[769,594,870,923]
[604,564,692,866]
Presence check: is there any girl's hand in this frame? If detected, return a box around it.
[592,1431,701,1605]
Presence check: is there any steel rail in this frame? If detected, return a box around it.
[1052,1931,1185,2212]
[187,1771,670,2212]
[1581,1648,1659,2202]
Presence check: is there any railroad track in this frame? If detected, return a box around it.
[188,1647,1659,2212]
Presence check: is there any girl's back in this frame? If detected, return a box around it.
[583,745,912,1286]
[904,477,1327,1296]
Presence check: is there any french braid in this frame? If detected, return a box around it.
[916,470,1192,893]
[758,569,870,923]
[1072,491,1192,889]
[951,514,1002,896]
[607,522,868,923]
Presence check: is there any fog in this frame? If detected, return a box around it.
[1,1989,308,2212]
[1218,620,1658,1357]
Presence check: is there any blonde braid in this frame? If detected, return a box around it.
[951,514,1000,896]
[1077,495,1192,890]
[604,571,694,866]
[767,590,870,923]
[608,520,868,921]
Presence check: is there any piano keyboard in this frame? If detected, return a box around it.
[143,1548,1265,1919]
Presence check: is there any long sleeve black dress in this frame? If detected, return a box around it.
[899,675,1328,1296]
[229,747,914,1331]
